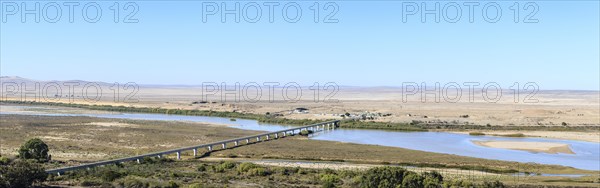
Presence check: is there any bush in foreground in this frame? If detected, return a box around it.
[0,156,10,165]
[0,160,48,188]
[359,166,407,188]
[18,138,50,162]
[423,171,444,188]
[320,173,341,188]
[402,171,424,187]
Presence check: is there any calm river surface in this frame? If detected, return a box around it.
[1,105,598,171]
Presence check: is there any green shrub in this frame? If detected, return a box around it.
[18,138,50,162]
[166,181,180,188]
[500,133,525,137]
[341,120,426,131]
[0,156,10,165]
[213,161,236,173]
[338,169,359,179]
[197,164,207,172]
[423,171,443,188]
[247,167,270,176]
[321,181,335,188]
[220,161,236,169]
[80,179,103,186]
[141,156,156,164]
[290,167,301,174]
[140,156,174,164]
[237,162,258,173]
[359,166,407,188]
[469,132,485,136]
[481,180,505,188]
[100,169,123,182]
[320,174,340,188]
[401,171,424,188]
[443,179,474,188]
[0,160,48,188]
[460,180,474,187]
[188,183,204,188]
[273,167,290,175]
[121,176,150,188]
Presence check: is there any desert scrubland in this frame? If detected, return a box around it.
[1,77,599,187]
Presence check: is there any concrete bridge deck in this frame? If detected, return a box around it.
[46,120,340,175]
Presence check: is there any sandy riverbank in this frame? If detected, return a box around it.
[472,141,575,154]
[453,131,600,143]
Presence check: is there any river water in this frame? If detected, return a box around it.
[1,105,598,171]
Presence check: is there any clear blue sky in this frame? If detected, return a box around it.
[1,1,598,90]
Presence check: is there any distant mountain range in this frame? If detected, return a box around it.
[0,76,114,87]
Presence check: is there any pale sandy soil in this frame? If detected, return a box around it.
[3,88,598,127]
[0,114,262,162]
[453,131,600,143]
[85,122,139,128]
[472,141,575,154]
[2,77,599,142]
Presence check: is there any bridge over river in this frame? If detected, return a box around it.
[46,120,340,175]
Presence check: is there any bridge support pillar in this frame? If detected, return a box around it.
[193,149,198,157]
[275,133,278,139]
[57,172,61,176]
[157,155,162,158]
[283,132,286,137]
[222,143,226,149]
[266,135,270,140]
[137,159,141,164]
[246,139,250,144]
[257,137,260,142]
[176,152,181,160]
[208,145,213,152]
[234,141,239,146]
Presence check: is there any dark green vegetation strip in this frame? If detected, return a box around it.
[44,159,510,188]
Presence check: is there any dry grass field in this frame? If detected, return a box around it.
[0,115,262,163]
[0,115,595,176]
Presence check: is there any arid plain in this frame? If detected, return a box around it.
[1,77,599,187]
